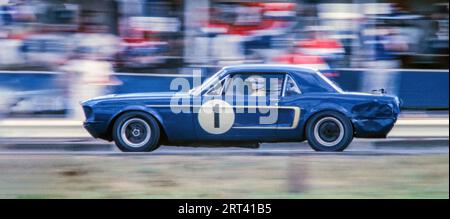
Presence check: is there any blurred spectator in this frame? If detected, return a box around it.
[0,0,448,70]
[21,34,73,67]
[0,0,449,118]
[272,53,330,70]
[59,33,121,119]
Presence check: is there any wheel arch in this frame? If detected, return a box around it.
[105,106,168,143]
[303,106,354,138]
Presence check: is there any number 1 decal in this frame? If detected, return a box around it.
[198,100,235,134]
[213,104,220,128]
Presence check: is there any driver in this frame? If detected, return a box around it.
[246,76,266,96]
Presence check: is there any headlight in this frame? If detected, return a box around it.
[82,106,93,119]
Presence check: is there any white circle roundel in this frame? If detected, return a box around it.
[198,99,235,134]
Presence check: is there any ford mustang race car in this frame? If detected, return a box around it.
[82,64,400,152]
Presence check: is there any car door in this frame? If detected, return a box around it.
[275,73,304,141]
[193,72,286,141]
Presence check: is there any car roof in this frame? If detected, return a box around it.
[222,64,318,74]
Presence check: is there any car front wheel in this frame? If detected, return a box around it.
[306,111,353,152]
[112,112,160,152]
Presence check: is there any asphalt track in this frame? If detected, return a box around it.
[0,138,447,156]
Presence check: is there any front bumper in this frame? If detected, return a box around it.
[352,117,397,138]
[83,121,105,139]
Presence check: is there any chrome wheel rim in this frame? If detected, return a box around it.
[120,118,151,148]
[313,117,344,147]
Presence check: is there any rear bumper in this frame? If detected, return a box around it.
[352,118,397,138]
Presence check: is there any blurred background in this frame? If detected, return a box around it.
[0,0,448,199]
[0,0,448,119]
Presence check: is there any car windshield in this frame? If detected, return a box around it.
[189,69,225,95]
[316,71,344,93]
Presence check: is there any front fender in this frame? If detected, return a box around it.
[107,105,167,133]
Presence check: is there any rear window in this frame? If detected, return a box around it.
[293,72,336,93]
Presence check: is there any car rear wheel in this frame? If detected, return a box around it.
[112,112,160,152]
[306,111,353,152]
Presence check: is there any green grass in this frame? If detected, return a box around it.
[0,154,447,199]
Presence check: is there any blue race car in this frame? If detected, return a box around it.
[82,65,400,152]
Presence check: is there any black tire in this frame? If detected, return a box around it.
[305,111,353,152]
[112,111,160,152]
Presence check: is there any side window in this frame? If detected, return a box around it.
[244,75,267,97]
[284,75,301,96]
[205,77,229,96]
[224,73,284,97]
[224,74,249,96]
[265,75,284,98]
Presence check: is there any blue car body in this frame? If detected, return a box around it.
[82,65,400,146]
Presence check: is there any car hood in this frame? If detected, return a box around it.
[82,92,190,105]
